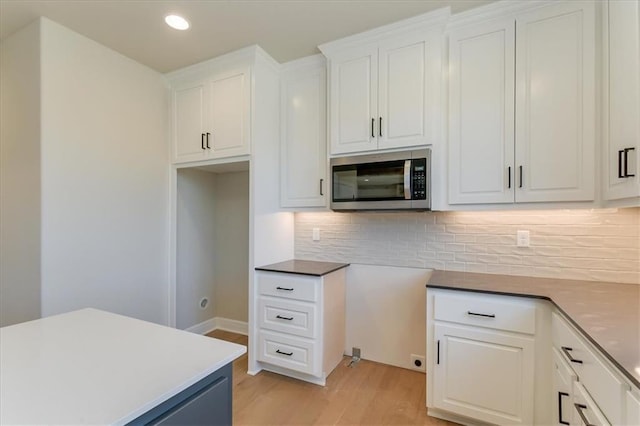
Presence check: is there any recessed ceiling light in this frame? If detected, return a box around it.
[165,14,190,30]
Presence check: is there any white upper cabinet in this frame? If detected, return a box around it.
[320,10,448,156]
[605,0,640,202]
[170,64,250,164]
[329,44,378,154]
[448,1,596,205]
[515,2,595,203]
[280,55,327,208]
[448,18,515,204]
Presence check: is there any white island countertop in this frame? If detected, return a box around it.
[0,308,246,425]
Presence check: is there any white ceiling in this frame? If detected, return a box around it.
[0,0,493,74]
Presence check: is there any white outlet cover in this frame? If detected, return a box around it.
[312,228,320,241]
[516,230,530,247]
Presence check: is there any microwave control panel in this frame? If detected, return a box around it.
[411,159,427,200]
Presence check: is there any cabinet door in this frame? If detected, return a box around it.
[606,0,640,201]
[329,45,378,154]
[378,33,434,150]
[208,67,250,159]
[552,348,577,426]
[172,81,209,164]
[433,323,534,425]
[280,59,327,208]
[515,1,595,202]
[448,18,515,204]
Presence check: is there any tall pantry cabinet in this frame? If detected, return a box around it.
[448,1,596,205]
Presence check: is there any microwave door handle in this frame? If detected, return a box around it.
[404,160,411,200]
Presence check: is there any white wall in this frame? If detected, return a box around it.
[0,21,42,327]
[176,169,217,329]
[39,18,170,324]
[345,265,431,370]
[214,171,249,322]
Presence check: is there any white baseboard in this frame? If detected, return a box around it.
[214,317,248,335]
[184,317,248,336]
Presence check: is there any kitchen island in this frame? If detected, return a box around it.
[0,308,246,425]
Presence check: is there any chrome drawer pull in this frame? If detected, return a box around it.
[467,311,496,318]
[561,346,583,364]
[276,349,293,356]
[276,315,293,321]
[276,286,294,291]
[574,403,595,426]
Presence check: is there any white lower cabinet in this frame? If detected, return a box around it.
[553,347,577,426]
[427,289,537,425]
[552,312,630,426]
[432,323,534,425]
[255,269,345,386]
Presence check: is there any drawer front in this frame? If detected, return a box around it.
[433,292,536,334]
[258,297,316,338]
[552,312,628,425]
[257,331,319,376]
[257,272,318,302]
[573,382,611,426]
[627,390,640,426]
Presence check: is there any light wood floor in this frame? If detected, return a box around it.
[207,330,457,426]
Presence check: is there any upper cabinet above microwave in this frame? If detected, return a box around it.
[319,9,448,156]
[447,1,597,205]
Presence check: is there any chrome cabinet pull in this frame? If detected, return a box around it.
[561,346,583,364]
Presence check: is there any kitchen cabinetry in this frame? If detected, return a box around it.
[280,55,327,208]
[170,65,250,164]
[604,0,640,202]
[427,289,536,425]
[552,311,629,425]
[319,10,447,155]
[448,1,596,205]
[254,267,345,386]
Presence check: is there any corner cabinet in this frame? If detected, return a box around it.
[427,289,537,425]
[448,1,596,205]
[280,55,327,208]
[170,65,250,164]
[604,0,640,203]
[319,10,447,155]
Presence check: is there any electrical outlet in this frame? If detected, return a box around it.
[516,230,530,247]
[312,228,320,241]
[410,354,425,372]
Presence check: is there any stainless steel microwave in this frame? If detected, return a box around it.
[330,148,431,211]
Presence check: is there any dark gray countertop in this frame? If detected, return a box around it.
[255,259,350,277]
[427,270,640,389]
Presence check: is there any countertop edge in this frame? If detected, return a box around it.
[255,262,350,277]
[117,346,246,425]
[426,282,640,390]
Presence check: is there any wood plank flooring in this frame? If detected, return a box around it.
[207,330,457,425]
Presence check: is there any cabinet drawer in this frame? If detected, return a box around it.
[552,312,628,425]
[433,292,536,334]
[257,272,318,302]
[573,382,610,426]
[257,331,318,376]
[258,297,316,338]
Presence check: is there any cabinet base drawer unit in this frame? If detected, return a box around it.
[258,297,316,338]
[552,312,629,425]
[257,330,318,376]
[433,292,536,334]
[257,273,318,302]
